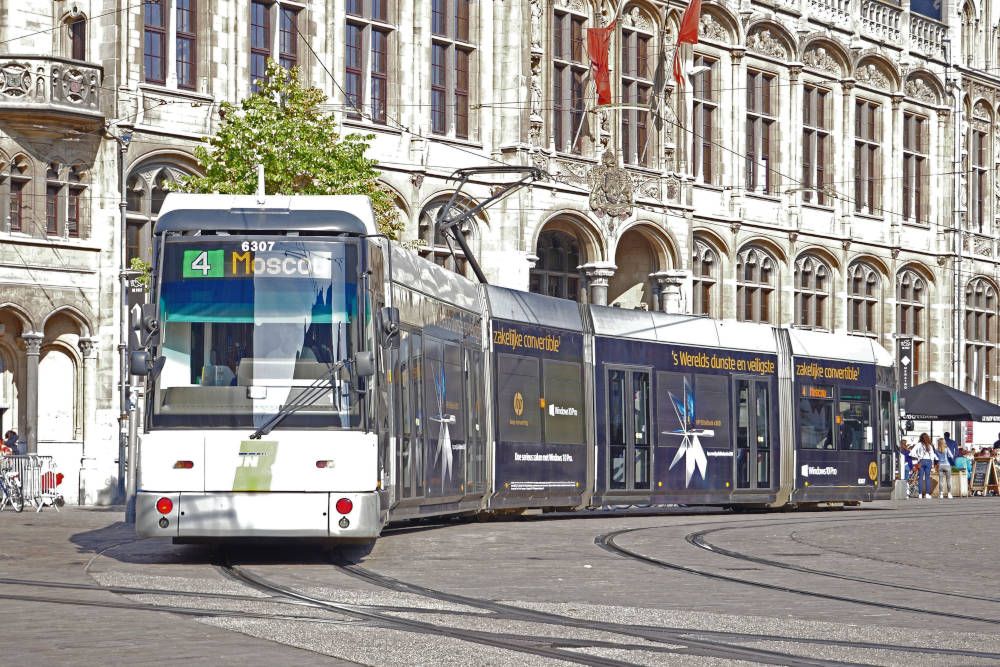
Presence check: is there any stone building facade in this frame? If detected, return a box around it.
[0,0,997,502]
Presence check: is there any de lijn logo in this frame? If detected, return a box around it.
[665,377,713,487]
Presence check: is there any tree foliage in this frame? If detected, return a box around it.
[179,61,402,239]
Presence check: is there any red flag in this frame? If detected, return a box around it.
[586,23,615,105]
[672,0,702,88]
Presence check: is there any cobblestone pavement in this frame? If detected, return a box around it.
[1,499,998,665]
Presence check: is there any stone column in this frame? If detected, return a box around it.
[651,270,690,314]
[578,261,617,306]
[22,333,42,455]
[78,337,98,506]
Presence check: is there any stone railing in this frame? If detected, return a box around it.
[808,0,852,26]
[861,0,902,43]
[909,13,947,60]
[0,56,103,116]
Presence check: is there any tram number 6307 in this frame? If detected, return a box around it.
[241,240,275,252]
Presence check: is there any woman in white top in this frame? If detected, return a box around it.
[910,433,937,499]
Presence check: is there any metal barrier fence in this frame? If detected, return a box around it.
[0,455,64,512]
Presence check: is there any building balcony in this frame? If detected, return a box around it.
[804,0,948,62]
[0,56,104,128]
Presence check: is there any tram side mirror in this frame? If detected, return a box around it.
[379,306,400,349]
[130,350,150,376]
[354,351,375,378]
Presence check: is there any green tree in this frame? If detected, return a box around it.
[179,61,402,238]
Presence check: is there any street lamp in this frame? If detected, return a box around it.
[107,120,134,507]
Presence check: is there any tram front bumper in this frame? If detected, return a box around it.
[135,491,382,539]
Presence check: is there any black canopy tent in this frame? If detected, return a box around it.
[899,381,1000,422]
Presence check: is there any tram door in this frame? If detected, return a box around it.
[735,378,772,490]
[395,331,425,500]
[877,390,896,488]
[607,368,652,491]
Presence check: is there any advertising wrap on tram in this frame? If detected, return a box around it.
[491,320,587,505]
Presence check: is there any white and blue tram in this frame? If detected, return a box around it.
[133,195,899,541]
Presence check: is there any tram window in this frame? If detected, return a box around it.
[798,386,834,449]
[497,354,542,443]
[608,369,627,489]
[879,391,894,452]
[838,389,872,451]
[543,359,584,444]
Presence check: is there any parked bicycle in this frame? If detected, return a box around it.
[0,459,24,512]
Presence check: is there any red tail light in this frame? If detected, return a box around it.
[335,498,353,515]
[155,497,173,515]
[173,460,194,469]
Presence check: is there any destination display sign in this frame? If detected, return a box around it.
[181,246,332,280]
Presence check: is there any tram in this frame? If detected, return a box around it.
[132,195,898,542]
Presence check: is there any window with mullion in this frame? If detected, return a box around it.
[46,184,61,235]
[176,0,196,89]
[344,4,393,125]
[971,127,989,232]
[621,28,652,167]
[250,0,270,92]
[903,113,928,224]
[737,249,775,324]
[746,71,777,194]
[279,7,299,70]
[9,180,25,233]
[691,54,717,184]
[429,2,475,140]
[143,0,166,84]
[854,100,881,214]
[67,187,81,238]
[552,10,587,154]
[965,279,997,399]
[896,271,925,386]
[794,257,829,331]
[691,241,717,317]
[847,263,880,335]
[802,84,831,205]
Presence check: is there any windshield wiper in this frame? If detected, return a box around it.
[248,359,348,440]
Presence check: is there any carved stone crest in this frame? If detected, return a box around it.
[1,63,31,98]
[588,150,634,223]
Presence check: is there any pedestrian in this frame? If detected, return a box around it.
[898,438,913,481]
[944,431,959,460]
[910,433,937,499]
[954,447,973,485]
[3,430,17,455]
[993,432,1000,449]
[935,437,955,499]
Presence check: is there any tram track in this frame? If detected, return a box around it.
[330,557,1000,664]
[596,511,1000,628]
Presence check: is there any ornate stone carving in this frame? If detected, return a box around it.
[699,14,729,43]
[410,172,424,189]
[632,175,661,201]
[622,7,653,32]
[970,82,995,105]
[22,333,43,355]
[664,175,680,200]
[78,338,94,358]
[802,47,841,77]
[904,78,937,105]
[529,59,543,122]
[557,0,586,13]
[548,156,590,186]
[855,63,891,91]
[588,150,634,229]
[0,62,31,98]
[747,29,787,60]
[61,67,90,104]
[973,100,992,122]
[529,0,542,52]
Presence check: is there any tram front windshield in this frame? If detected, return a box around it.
[151,237,360,429]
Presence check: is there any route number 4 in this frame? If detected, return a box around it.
[182,249,224,278]
[191,251,212,275]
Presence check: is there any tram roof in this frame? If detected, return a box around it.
[589,307,778,353]
[485,285,585,332]
[786,328,893,367]
[154,194,378,235]
[388,244,481,312]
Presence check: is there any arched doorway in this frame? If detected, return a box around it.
[530,229,583,300]
[608,227,661,310]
